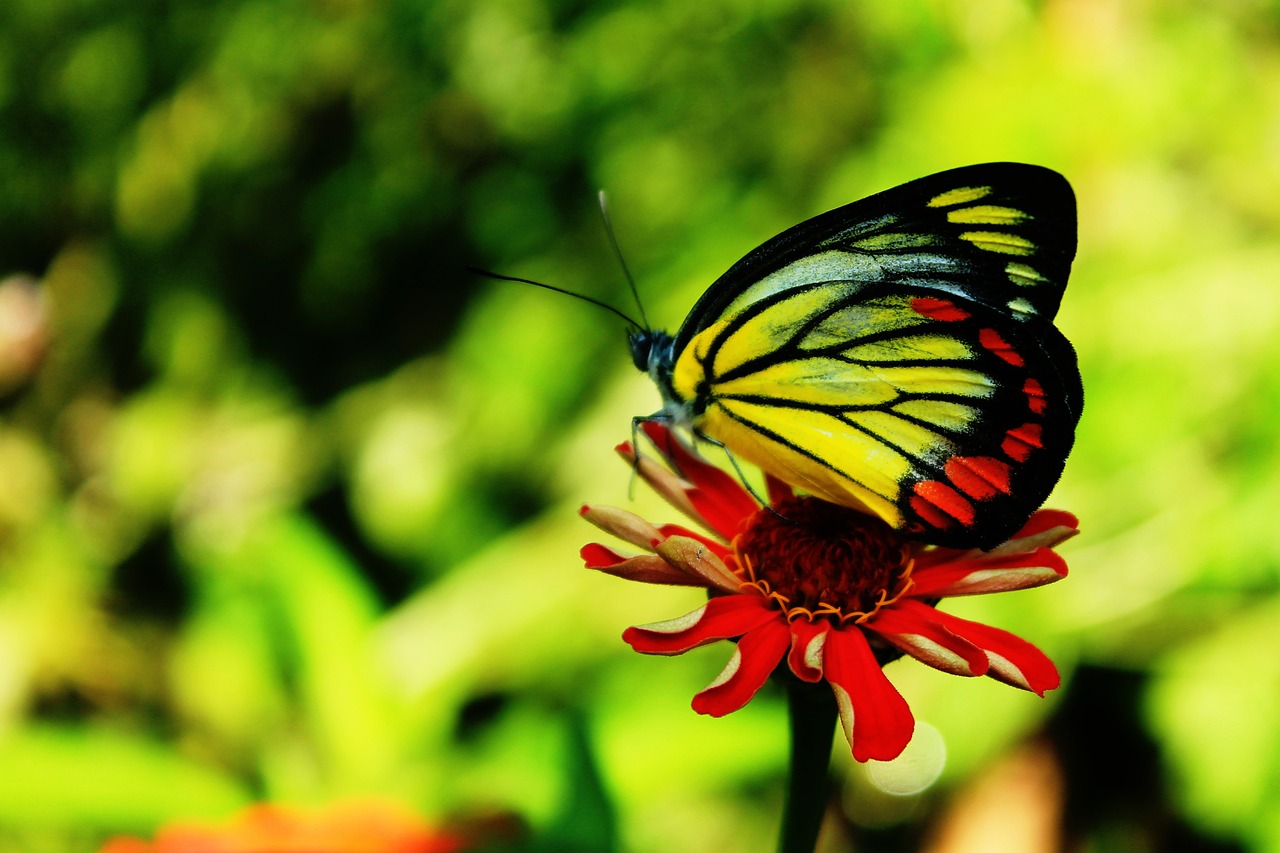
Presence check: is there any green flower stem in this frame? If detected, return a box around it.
[778,679,838,853]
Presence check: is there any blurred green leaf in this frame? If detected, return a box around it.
[0,725,248,830]
[178,511,405,797]
[539,711,619,853]
[1146,598,1280,848]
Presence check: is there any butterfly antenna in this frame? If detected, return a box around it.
[467,267,643,329]
[597,190,650,331]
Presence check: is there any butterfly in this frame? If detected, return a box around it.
[628,162,1082,550]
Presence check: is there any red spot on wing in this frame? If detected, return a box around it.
[909,494,954,530]
[911,297,970,322]
[911,480,977,530]
[1023,378,1047,414]
[945,456,1013,500]
[1002,423,1043,462]
[979,328,1025,366]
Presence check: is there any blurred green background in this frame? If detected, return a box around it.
[2,0,1278,851]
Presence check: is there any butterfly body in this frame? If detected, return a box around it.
[631,163,1082,550]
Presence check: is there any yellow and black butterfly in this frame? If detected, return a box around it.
[628,162,1082,549]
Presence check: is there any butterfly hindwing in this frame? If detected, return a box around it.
[655,163,1081,549]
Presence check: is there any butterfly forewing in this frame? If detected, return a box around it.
[675,163,1076,353]
[660,163,1081,549]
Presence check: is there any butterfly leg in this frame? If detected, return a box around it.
[690,427,777,512]
[629,412,674,500]
[631,416,781,517]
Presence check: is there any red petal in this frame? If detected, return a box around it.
[582,547,707,586]
[640,421,746,500]
[686,486,760,542]
[580,504,664,551]
[916,606,1060,696]
[912,508,1079,570]
[865,602,989,677]
[1014,509,1079,539]
[912,545,970,570]
[985,518,1079,559]
[641,421,759,537]
[623,594,777,655]
[653,536,743,593]
[765,474,795,507]
[656,523,732,559]
[581,542,629,569]
[908,548,1068,597]
[691,618,791,716]
[786,619,828,683]
[823,627,915,762]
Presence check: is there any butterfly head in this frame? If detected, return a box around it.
[627,328,673,374]
[630,327,694,420]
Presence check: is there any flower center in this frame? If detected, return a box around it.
[732,495,914,624]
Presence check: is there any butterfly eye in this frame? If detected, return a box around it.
[628,331,652,372]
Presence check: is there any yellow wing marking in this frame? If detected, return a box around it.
[712,359,897,407]
[1006,262,1047,286]
[870,364,996,398]
[1007,297,1036,317]
[840,334,975,363]
[709,360,990,413]
[960,231,1035,256]
[698,401,905,527]
[946,205,1027,225]
[702,399,909,515]
[800,295,932,350]
[928,185,993,207]
[845,410,954,464]
[849,232,940,251]
[720,251,879,322]
[701,287,950,381]
[709,284,846,377]
[671,318,724,402]
[891,399,981,433]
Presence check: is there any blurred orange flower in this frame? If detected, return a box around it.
[99,801,472,853]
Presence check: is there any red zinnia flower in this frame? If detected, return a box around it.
[581,422,1077,763]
